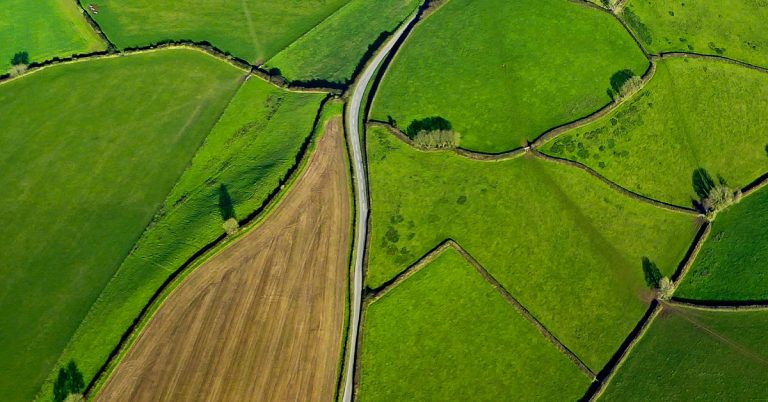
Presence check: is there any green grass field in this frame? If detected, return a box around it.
[359,248,591,401]
[81,0,350,64]
[676,186,768,301]
[0,0,105,71]
[370,0,648,153]
[35,78,327,401]
[366,125,698,371]
[602,306,768,401]
[542,58,768,208]
[264,0,419,84]
[0,49,244,402]
[622,0,768,67]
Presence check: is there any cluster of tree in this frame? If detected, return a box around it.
[405,116,452,139]
[601,0,622,11]
[610,69,643,100]
[53,361,84,402]
[692,168,742,217]
[8,51,30,77]
[412,129,460,150]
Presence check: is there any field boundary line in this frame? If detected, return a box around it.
[81,95,338,399]
[669,221,711,286]
[653,52,768,75]
[368,121,528,161]
[74,0,116,49]
[530,149,699,215]
[367,239,596,379]
[666,299,768,311]
[742,172,768,198]
[530,61,656,148]
[582,301,662,401]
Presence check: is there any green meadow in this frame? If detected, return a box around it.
[265,0,419,84]
[36,77,327,401]
[622,0,768,67]
[603,306,768,401]
[80,0,349,64]
[0,49,244,402]
[542,58,768,208]
[676,186,768,301]
[359,248,590,401]
[366,125,698,371]
[0,0,105,71]
[371,0,648,153]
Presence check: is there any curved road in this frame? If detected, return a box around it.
[343,14,417,402]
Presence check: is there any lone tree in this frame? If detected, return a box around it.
[692,169,741,216]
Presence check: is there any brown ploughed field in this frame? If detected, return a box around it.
[97,117,351,402]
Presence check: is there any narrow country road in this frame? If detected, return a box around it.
[343,13,417,402]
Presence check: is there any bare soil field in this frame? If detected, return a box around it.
[97,117,351,402]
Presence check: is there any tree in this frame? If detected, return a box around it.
[11,51,29,66]
[658,277,674,300]
[53,360,84,402]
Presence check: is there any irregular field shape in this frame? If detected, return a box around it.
[677,185,768,301]
[81,0,350,63]
[0,0,105,71]
[603,306,768,401]
[97,116,351,401]
[366,126,698,370]
[542,58,768,207]
[265,0,419,84]
[371,0,648,153]
[623,0,768,68]
[37,79,327,400]
[0,49,244,402]
[360,248,590,401]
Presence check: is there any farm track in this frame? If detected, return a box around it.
[368,239,596,379]
[97,117,351,402]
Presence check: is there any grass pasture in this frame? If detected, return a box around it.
[676,185,768,301]
[366,125,698,371]
[359,248,591,401]
[0,0,105,71]
[371,0,648,153]
[36,78,327,400]
[0,49,244,402]
[602,306,768,401]
[542,57,768,207]
[622,0,768,68]
[80,0,349,64]
[265,0,420,84]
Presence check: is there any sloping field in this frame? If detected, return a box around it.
[38,80,328,400]
[542,57,768,207]
[359,248,591,401]
[366,125,698,371]
[622,0,768,67]
[371,0,648,153]
[677,185,768,301]
[264,0,419,84]
[602,305,768,401]
[80,0,349,64]
[0,0,105,71]
[0,49,244,402]
[97,116,351,401]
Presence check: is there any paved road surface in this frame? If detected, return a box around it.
[343,14,417,402]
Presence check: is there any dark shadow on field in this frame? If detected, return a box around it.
[641,257,661,289]
[53,360,84,402]
[610,69,635,93]
[218,184,236,221]
[692,168,715,200]
[11,50,30,66]
[405,116,452,139]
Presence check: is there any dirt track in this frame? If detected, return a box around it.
[97,117,351,402]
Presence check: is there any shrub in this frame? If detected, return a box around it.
[412,129,459,150]
[617,76,643,99]
[8,64,27,77]
[222,217,240,235]
[702,184,742,216]
[657,277,674,300]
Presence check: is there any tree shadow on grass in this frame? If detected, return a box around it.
[53,360,84,402]
[218,184,235,221]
